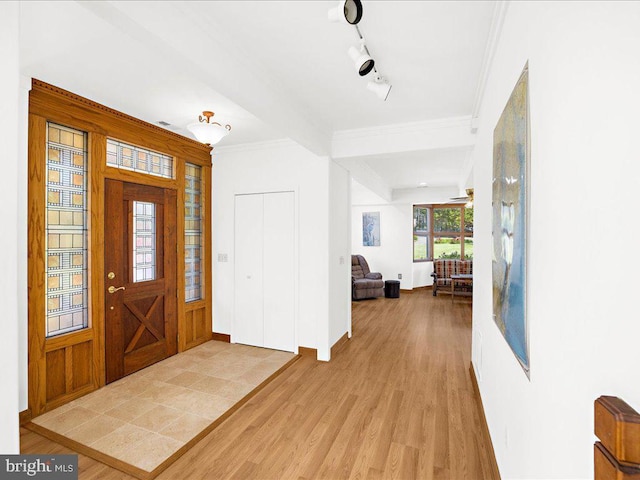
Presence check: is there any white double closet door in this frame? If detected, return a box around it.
[234,191,295,352]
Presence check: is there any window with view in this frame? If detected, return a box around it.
[413,204,473,261]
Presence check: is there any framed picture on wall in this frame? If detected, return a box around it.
[362,212,380,246]
[492,63,530,377]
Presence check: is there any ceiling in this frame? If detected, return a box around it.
[18,0,497,197]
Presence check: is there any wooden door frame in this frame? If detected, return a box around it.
[27,80,213,417]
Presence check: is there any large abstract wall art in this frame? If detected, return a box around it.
[492,64,530,376]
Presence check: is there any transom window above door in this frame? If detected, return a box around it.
[106,138,174,179]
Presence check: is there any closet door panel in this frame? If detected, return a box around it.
[263,192,295,352]
[234,194,264,347]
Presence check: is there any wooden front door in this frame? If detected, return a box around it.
[104,180,177,384]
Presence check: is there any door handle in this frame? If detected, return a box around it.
[108,285,126,294]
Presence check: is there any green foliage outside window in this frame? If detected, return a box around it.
[413,204,473,261]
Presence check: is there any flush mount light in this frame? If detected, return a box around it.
[348,44,375,76]
[187,111,231,146]
[328,0,363,25]
[367,73,392,101]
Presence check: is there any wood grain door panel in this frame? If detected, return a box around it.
[104,179,177,384]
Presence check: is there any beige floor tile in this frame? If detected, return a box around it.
[121,433,183,472]
[168,390,235,420]
[139,363,186,382]
[208,379,254,401]
[236,360,293,386]
[72,387,130,414]
[187,375,228,395]
[130,404,184,433]
[192,362,252,380]
[160,354,203,371]
[165,371,208,388]
[159,413,212,443]
[265,350,297,363]
[65,414,126,446]
[136,381,191,404]
[232,344,277,359]
[90,424,151,459]
[196,340,234,353]
[103,398,157,422]
[32,406,97,434]
[108,377,155,396]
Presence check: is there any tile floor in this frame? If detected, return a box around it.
[31,340,296,473]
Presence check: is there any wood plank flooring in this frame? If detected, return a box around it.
[21,291,500,479]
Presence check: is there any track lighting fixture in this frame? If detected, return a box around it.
[367,73,392,101]
[328,0,363,25]
[348,43,375,76]
[329,3,392,100]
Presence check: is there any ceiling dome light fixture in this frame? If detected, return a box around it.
[187,111,231,146]
[328,0,363,25]
[367,73,392,101]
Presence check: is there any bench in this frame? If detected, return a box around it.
[431,259,473,297]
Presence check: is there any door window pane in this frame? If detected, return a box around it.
[45,123,88,337]
[106,139,173,179]
[133,201,156,282]
[185,163,203,302]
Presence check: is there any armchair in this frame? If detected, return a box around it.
[351,255,384,300]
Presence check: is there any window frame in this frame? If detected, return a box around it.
[413,203,474,262]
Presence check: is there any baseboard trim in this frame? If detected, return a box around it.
[400,286,433,294]
[298,346,317,357]
[331,333,350,356]
[20,409,32,426]
[211,332,231,343]
[469,362,501,479]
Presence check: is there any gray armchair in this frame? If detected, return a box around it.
[351,255,384,300]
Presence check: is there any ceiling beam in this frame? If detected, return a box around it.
[331,116,476,160]
[334,158,392,203]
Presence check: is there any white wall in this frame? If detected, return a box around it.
[471,2,640,478]
[328,162,351,351]
[212,140,335,359]
[0,0,21,453]
[351,204,413,290]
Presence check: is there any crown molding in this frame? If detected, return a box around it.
[471,1,510,132]
[211,138,300,156]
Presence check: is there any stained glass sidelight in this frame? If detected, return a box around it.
[184,163,203,302]
[46,123,88,337]
[132,202,157,282]
[106,139,173,179]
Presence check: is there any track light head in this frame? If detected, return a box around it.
[348,45,375,76]
[328,0,363,25]
[367,75,392,101]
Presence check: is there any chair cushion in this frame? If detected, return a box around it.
[434,259,458,279]
[353,278,384,289]
[352,264,365,280]
[459,260,473,275]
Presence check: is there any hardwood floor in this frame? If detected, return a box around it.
[21,291,500,479]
